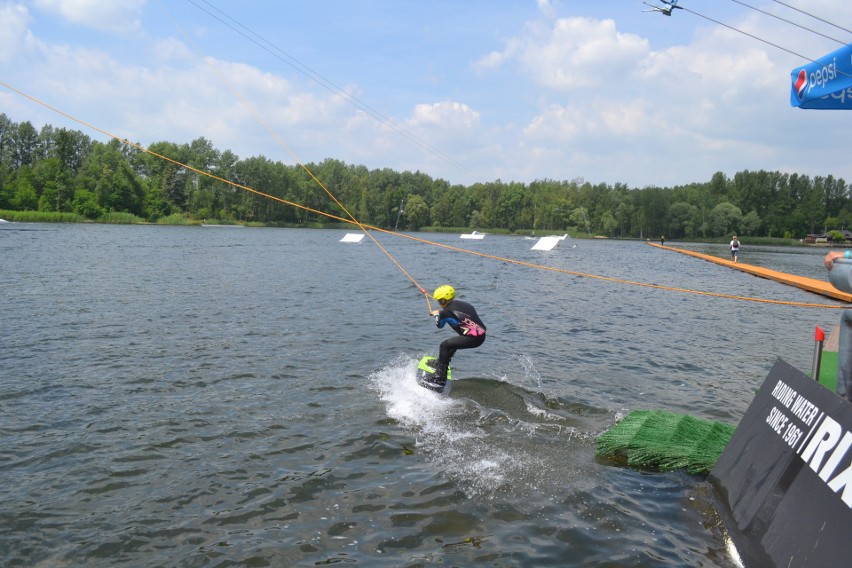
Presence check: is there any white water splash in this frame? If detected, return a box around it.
[370,354,457,433]
[370,355,551,498]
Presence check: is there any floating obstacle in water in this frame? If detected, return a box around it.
[339,233,365,243]
[460,230,485,240]
[531,234,568,251]
[596,409,735,474]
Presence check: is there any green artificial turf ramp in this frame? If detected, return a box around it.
[818,350,837,392]
[596,409,735,475]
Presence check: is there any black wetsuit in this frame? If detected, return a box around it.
[435,299,486,369]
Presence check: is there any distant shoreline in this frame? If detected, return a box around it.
[2,210,841,248]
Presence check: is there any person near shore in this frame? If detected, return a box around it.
[429,285,486,385]
[729,235,740,263]
[660,235,665,246]
[823,249,852,402]
[824,250,847,269]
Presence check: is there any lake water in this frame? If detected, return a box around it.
[1,224,843,567]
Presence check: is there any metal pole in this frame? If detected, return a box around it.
[812,325,825,381]
[394,199,404,230]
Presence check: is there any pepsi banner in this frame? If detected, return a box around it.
[709,359,852,567]
[790,43,852,109]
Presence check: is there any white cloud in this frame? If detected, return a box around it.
[523,104,585,141]
[511,17,650,90]
[474,49,509,73]
[33,0,145,35]
[121,57,352,156]
[474,7,820,186]
[408,101,480,129]
[152,38,194,63]
[0,2,33,62]
[536,0,558,20]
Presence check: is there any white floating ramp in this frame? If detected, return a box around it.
[460,230,485,240]
[340,233,365,243]
[530,234,568,251]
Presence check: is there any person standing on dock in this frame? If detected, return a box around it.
[729,235,740,263]
[660,235,665,246]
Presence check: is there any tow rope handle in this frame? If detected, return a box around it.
[419,286,435,316]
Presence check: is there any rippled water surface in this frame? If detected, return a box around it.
[1,224,842,566]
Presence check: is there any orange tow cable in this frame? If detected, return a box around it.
[153,3,435,315]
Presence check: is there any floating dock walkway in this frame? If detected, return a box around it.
[648,242,852,303]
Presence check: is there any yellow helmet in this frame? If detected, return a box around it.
[433,285,455,303]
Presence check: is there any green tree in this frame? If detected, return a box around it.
[184,137,221,218]
[11,121,39,168]
[732,170,773,221]
[709,202,742,236]
[667,201,699,238]
[823,175,848,216]
[50,128,92,176]
[10,166,38,210]
[494,183,528,231]
[740,209,761,236]
[709,171,729,200]
[429,188,454,227]
[72,189,104,218]
[210,149,240,220]
[446,183,475,228]
[141,141,191,212]
[0,113,14,170]
[77,140,144,215]
[4,117,852,237]
[403,194,430,230]
[827,230,844,243]
[614,201,634,237]
[32,157,68,211]
[234,156,295,223]
[601,210,618,236]
[635,187,669,238]
[799,175,825,234]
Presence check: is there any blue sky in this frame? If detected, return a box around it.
[2,0,851,188]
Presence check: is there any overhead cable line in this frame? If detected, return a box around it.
[679,4,814,60]
[769,0,852,35]
[1,78,845,311]
[727,0,847,45]
[187,0,484,183]
[159,0,435,313]
[678,3,852,82]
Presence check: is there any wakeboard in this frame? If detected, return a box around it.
[416,356,453,395]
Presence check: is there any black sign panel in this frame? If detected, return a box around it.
[709,358,852,568]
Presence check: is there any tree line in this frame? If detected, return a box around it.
[1,113,849,239]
